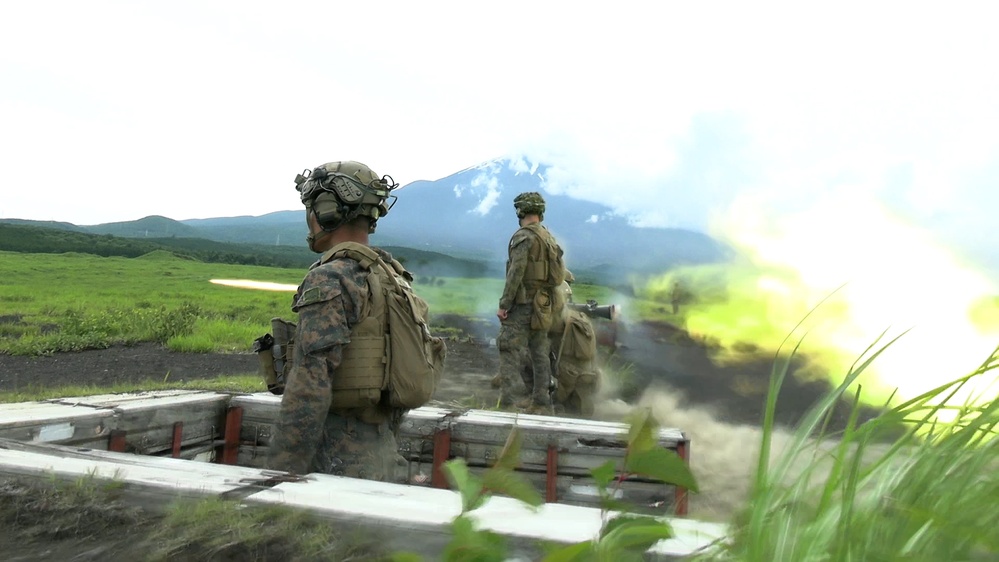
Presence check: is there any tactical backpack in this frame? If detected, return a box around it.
[552,309,600,416]
[323,242,446,410]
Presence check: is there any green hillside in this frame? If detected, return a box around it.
[0,223,497,277]
[82,215,204,238]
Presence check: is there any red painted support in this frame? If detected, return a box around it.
[171,422,184,458]
[431,427,452,489]
[546,445,559,503]
[108,429,127,453]
[220,406,243,465]
[674,438,689,516]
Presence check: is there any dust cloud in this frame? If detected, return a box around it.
[595,387,791,522]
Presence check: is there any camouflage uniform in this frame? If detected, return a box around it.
[497,226,558,407]
[268,248,402,481]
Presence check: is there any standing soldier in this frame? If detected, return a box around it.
[670,281,682,315]
[268,160,439,482]
[496,192,565,414]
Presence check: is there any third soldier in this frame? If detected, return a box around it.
[496,192,565,414]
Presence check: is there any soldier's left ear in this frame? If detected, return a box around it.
[312,192,347,229]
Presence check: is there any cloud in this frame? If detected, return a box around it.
[467,169,502,216]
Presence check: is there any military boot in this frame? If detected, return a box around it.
[525,403,554,416]
[515,397,553,416]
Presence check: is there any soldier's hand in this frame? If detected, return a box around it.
[497,308,508,320]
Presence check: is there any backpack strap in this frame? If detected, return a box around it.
[553,314,572,377]
[321,241,425,333]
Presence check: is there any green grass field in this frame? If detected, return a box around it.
[0,250,638,356]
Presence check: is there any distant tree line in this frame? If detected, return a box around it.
[0,224,502,276]
[0,224,315,268]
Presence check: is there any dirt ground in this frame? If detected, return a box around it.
[0,313,872,430]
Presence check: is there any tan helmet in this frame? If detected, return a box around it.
[513,191,546,220]
[294,161,398,232]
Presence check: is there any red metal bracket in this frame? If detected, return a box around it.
[171,422,184,458]
[546,444,559,502]
[108,429,127,452]
[219,406,243,465]
[674,438,689,516]
[431,427,452,488]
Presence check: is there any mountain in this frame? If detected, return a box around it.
[85,215,204,239]
[376,160,733,281]
[0,218,86,233]
[2,159,733,283]
[177,159,733,282]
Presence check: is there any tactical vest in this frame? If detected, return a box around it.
[520,223,565,290]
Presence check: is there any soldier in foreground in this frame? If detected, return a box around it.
[496,192,566,414]
[267,161,445,481]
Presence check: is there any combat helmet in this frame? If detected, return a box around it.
[513,191,546,220]
[294,161,398,233]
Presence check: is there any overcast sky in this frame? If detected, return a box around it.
[3,1,997,400]
[3,1,995,252]
[1,2,996,270]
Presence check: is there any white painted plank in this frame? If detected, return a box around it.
[0,438,725,559]
[0,447,275,495]
[0,402,114,446]
[45,389,215,407]
[0,402,114,426]
[253,474,725,557]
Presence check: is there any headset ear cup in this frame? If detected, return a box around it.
[312,192,344,229]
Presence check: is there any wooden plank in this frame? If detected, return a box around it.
[0,438,280,498]
[44,389,214,407]
[0,402,113,448]
[109,392,230,455]
[251,473,723,559]
[0,438,726,560]
[1,393,692,515]
[231,394,685,456]
[0,391,230,454]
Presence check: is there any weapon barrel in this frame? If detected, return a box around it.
[567,302,618,322]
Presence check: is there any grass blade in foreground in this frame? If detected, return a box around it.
[707,340,999,562]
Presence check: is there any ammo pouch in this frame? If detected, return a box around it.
[252,318,297,395]
[252,333,279,394]
[531,288,555,331]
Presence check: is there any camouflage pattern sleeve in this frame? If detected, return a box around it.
[499,229,532,310]
[268,258,368,474]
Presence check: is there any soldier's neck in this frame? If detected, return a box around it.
[314,222,371,252]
